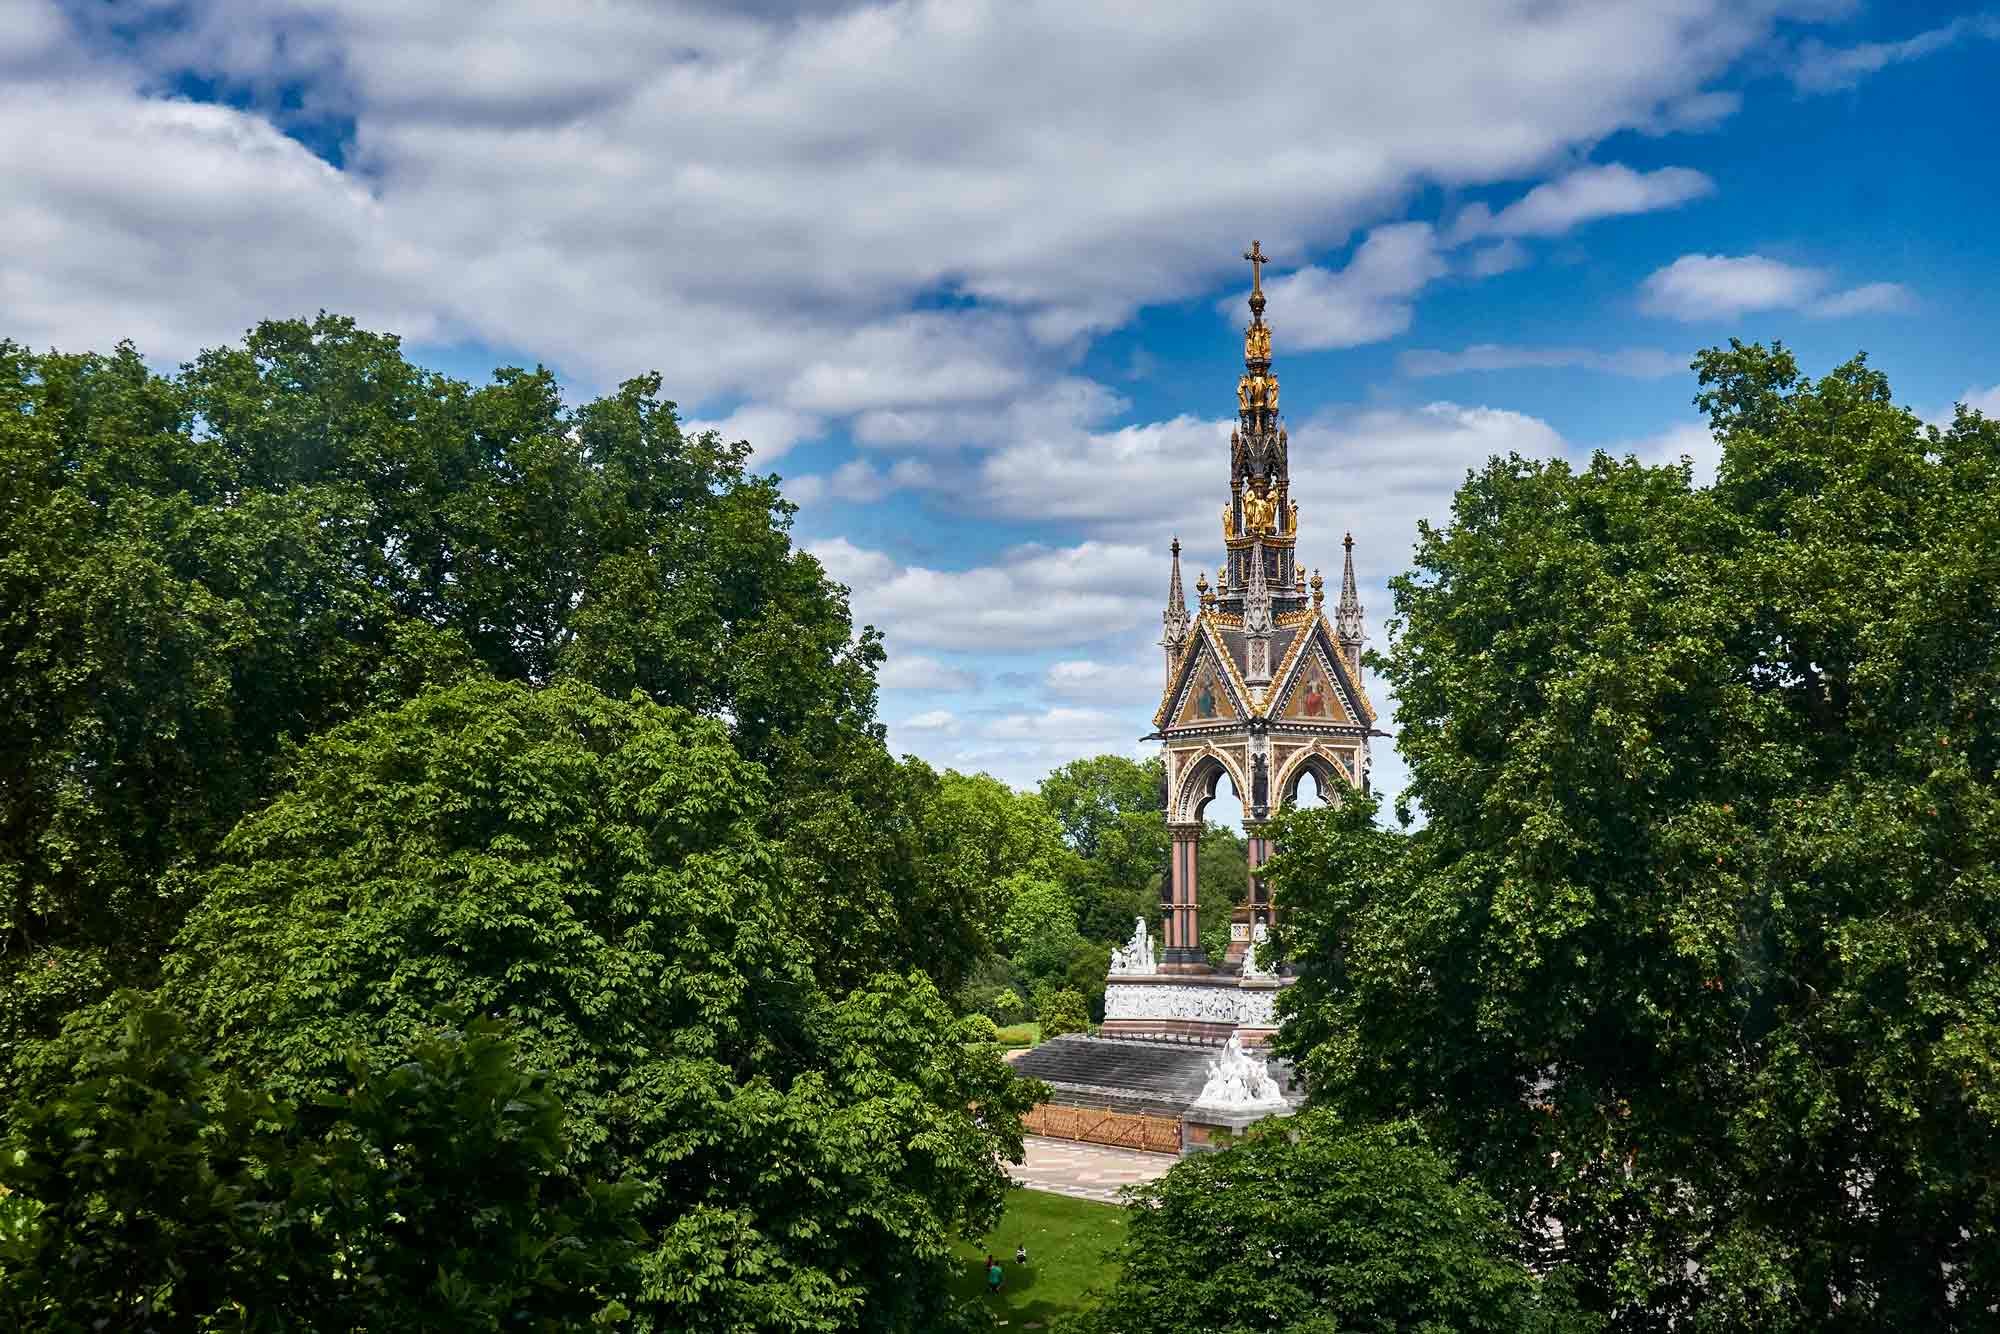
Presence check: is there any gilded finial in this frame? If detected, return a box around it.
[1243,240,1270,321]
[1196,569,1212,605]
[1310,568,1324,605]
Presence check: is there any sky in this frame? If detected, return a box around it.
[6,0,1999,811]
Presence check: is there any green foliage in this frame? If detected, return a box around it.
[0,996,640,1331]
[1271,346,2000,1329]
[1068,1111,1593,1334]
[1042,756,1171,942]
[1036,988,1090,1040]
[1002,874,1087,983]
[0,320,886,1079]
[961,1012,1000,1043]
[1196,824,1249,954]
[1039,755,1163,860]
[157,679,1036,1333]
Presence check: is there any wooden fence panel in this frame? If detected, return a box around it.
[1024,1103,1181,1155]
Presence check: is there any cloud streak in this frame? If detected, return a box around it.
[1639,253,1912,322]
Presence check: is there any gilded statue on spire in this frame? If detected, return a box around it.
[1245,323,1270,361]
[1242,486,1276,535]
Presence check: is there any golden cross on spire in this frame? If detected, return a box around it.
[1243,240,1269,296]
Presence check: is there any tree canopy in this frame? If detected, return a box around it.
[1270,345,2000,1330]
[152,677,1035,1331]
[0,318,898,1081]
[1068,1110,1590,1334]
[1,999,642,1332]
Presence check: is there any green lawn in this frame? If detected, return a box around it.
[952,1187,1126,1327]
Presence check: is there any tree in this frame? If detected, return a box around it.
[1270,346,2000,1329]
[1036,988,1090,1040]
[157,679,1036,1333]
[1197,823,1249,959]
[1068,1111,1592,1334]
[0,997,642,1331]
[1000,874,1087,985]
[0,320,889,1082]
[1042,756,1172,942]
[1039,755,1164,860]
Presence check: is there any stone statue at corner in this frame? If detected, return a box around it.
[1240,921,1274,979]
[1109,915,1157,975]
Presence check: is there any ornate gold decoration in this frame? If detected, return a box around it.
[1310,568,1324,605]
[1197,570,1211,604]
[1242,487,1275,535]
[1244,240,1269,296]
[1288,500,1298,532]
[1245,323,1271,361]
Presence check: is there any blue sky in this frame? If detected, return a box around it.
[6,1,1998,809]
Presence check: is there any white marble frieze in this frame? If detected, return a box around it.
[1104,980,1280,1028]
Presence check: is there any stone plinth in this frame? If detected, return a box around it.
[1182,1104,1289,1153]
[1101,973,1288,1045]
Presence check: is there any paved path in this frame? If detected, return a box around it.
[1006,1135,1176,1204]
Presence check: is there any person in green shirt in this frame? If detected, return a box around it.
[986,1255,1004,1293]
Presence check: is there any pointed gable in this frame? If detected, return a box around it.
[1267,616,1375,726]
[1156,619,1253,729]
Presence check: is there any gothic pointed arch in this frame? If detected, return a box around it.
[1172,746,1248,825]
[1276,745,1351,808]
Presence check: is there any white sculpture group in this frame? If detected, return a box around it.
[1194,1034,1288,1110]
[1240,922,1274,979]
[1108,915,1157,976]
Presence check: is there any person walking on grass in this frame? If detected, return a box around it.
[987,1255,1004,1293]
[1015,1244,1029,1266]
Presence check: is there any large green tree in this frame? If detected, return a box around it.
[1,1000,642,1331]
[1040,755,1173,942]
[152,679,1034,1332]
[1270,346,2000,1329]
[0,318,906,1078]
[1068,1111,1592,1334]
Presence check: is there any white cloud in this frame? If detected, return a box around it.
[970,398,1568,582]
[1044,658,1155,699]
[878,653,979,692]
[1960,385,2000,418]
[1450,163,1714,242]
[1641,253,1827,320]
[1249,223,1447,350]
[1806,281,1915,319]
[682,404,824,461]
[1465,239,1530,277]
[1628,420,1723,487]
[1639,253,1913,322]
[1791,16,2000,94]
[784,456,935,507]
[900,709,960,733]
[0,76,438,359]
[5,0,1835,408]
[980,706,1126,743]
[1399,343,1682,378]
[806,536,1161,652]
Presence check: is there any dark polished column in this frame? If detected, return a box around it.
[1162,823,1207,969]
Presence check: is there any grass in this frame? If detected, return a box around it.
[992,1022,1040,1048]
[951,1187,1127,1327]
